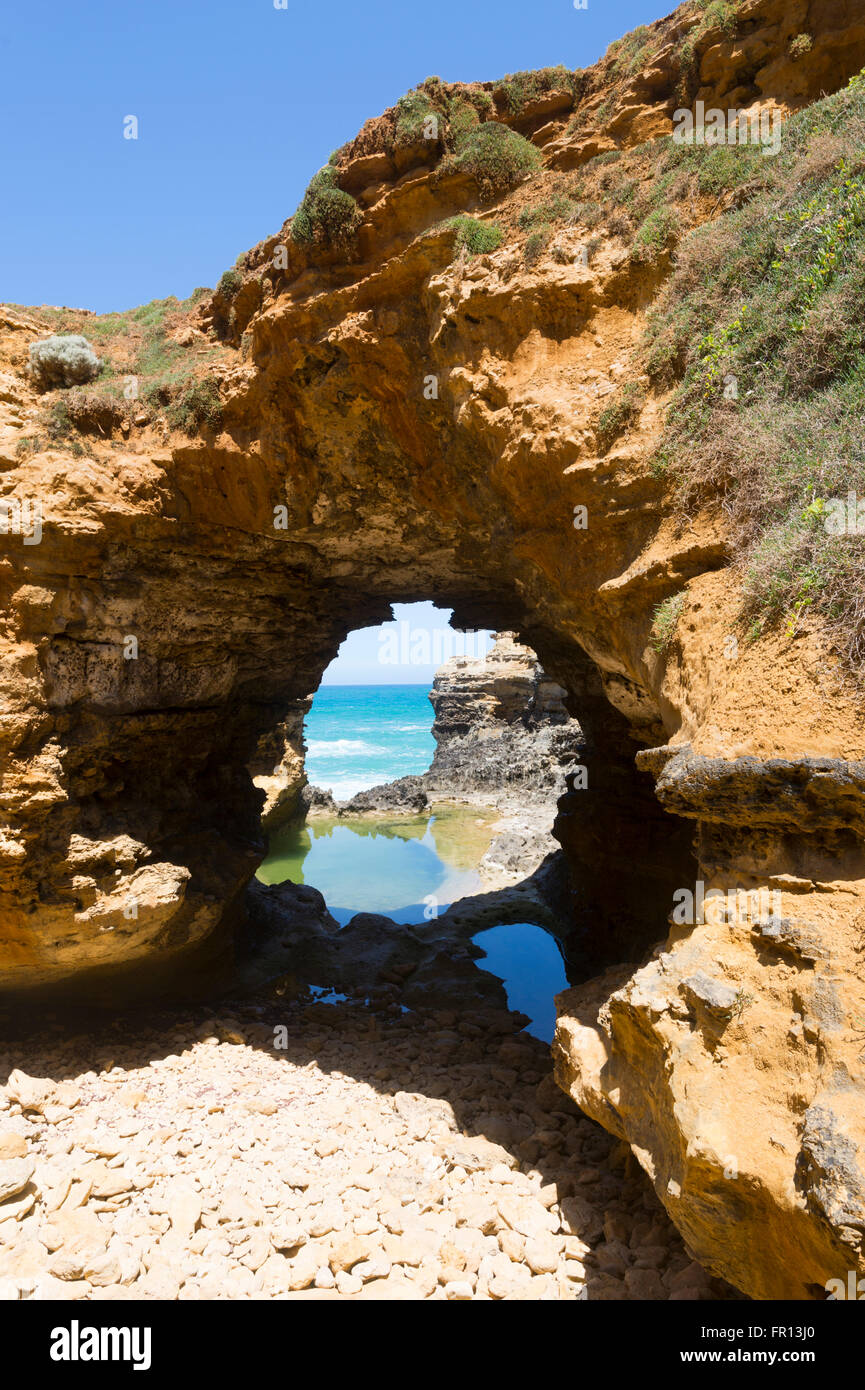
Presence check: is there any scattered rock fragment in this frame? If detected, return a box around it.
[0,998,738,1302]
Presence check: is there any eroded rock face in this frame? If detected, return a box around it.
[425,633,584,803]
[249,703,309,830]
[553,791,865,1300]
[2,0,865,1300]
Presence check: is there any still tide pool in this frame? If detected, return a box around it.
[258,806,495,924]
[257,807,569,1042]
[471,923,568,1044]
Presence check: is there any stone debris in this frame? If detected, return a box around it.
[0,998,738,1301]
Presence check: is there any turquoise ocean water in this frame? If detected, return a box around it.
[306,685,435,800]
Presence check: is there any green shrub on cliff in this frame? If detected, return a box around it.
[495,66,583,116]
[446,94,489,145]
[394,88,440,145]
[631,205,679,261]
[446,120,541,197]
[651,592,686,653]
[524,228,551,264]
[217,268,243,299]
[166,377,223,433]
[290,165,362,246]
[28,334,102,389]
[644,70,865,668]
[605,25,654,79]
[446,216,503,258]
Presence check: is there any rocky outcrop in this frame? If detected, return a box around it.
[2,0,865,1301]
[424,633,584,804]
[300,636,583,890]
[305,638,584,880]
[643,743,865,836]
[339,777,429,816]
[553,748,865,1301]
[249,703,309,829]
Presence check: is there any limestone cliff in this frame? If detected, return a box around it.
[330,632,584,816]
[425,633,584,803]
[2,0,865,1300]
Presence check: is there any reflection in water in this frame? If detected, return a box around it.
[472,922,569,1044]
[257,806,498,925]
[257,808,568,1045]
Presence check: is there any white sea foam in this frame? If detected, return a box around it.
[318,777,383,800]
[306,739,386,757]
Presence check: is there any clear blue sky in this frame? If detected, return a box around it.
[322,603,494,684]
[1,0,671,313]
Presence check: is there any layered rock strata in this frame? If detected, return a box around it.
[424,632,584,805]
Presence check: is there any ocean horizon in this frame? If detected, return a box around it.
[305,683,436,800]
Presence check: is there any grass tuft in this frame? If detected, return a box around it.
[642,71,865,669]
[651,592,686,652]
[446,216,504,258]
[290,165,362,246]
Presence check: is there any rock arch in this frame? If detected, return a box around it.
[0,195,721,993]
